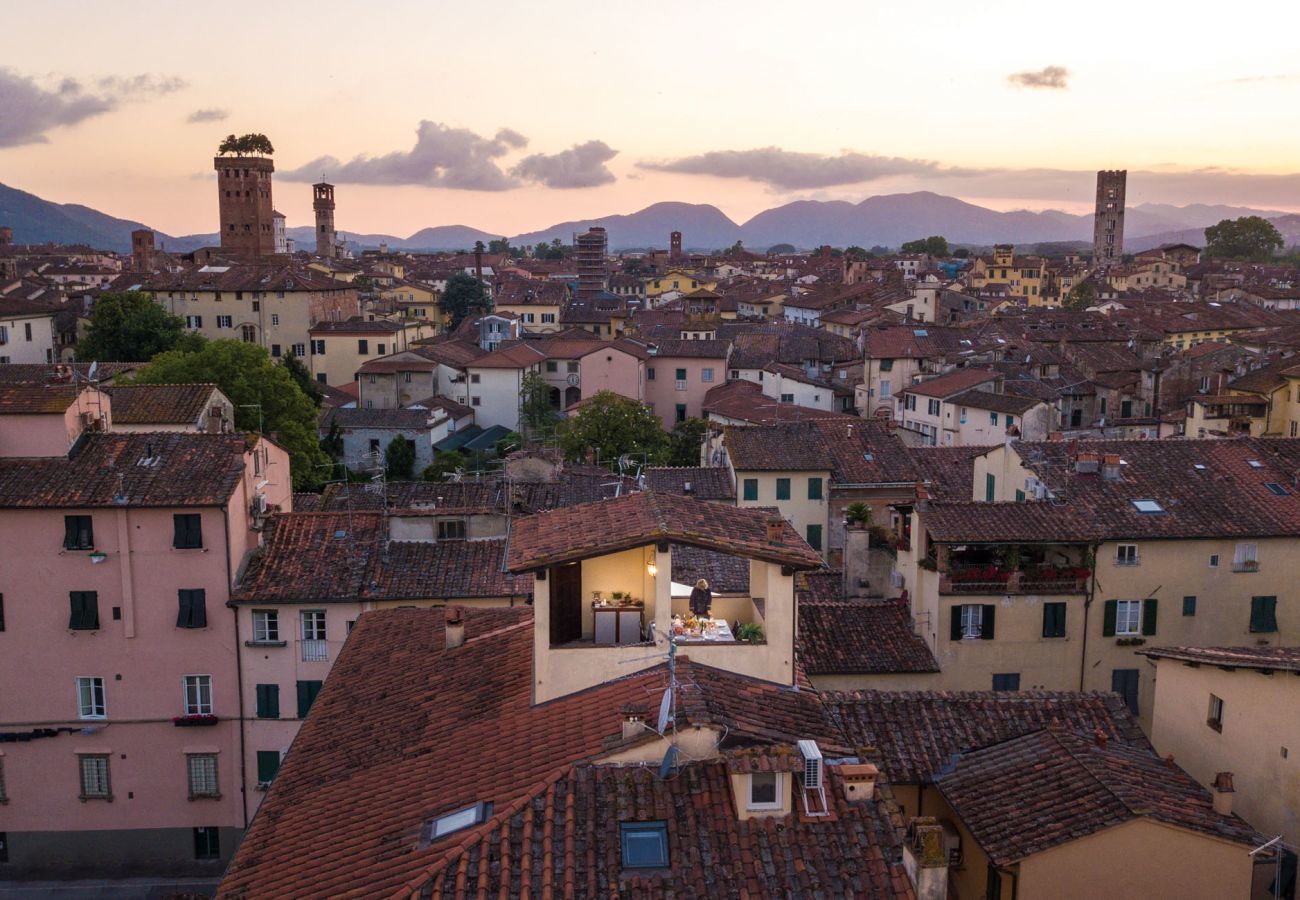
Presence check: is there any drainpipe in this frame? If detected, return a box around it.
[224,503,250,830]
[1079,540,1101,692]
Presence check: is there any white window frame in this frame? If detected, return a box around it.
[1116,544,1138,566]
[1208,694,1224,730]
[183,674,213,716]
[301,609,327,641]
[960,604,983,640]
[252,610,280,643]
[1115,600,1142,636]
[747,772,784,810]
[1233,542,1258,571]
[76,676,106,720]
[78,754,111,800]
[187,753,220,799]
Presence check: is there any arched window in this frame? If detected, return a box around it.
[241,324,257,343]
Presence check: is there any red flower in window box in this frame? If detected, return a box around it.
[173,714,219,727]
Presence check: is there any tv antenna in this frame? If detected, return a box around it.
[618,635,682,779]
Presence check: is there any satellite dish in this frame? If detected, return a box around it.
[658,744,678,780]
[657,686,672,734]
[87,361,99,382]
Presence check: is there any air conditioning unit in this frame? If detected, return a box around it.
[797,739,823,789]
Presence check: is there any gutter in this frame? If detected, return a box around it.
[224,501,250,831]
[1079,540,1102,692]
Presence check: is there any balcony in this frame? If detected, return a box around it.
[299,639,328,662]
[938,565,1090,596]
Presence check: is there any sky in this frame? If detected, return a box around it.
[4,0,1300,239]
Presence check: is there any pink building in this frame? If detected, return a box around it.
[643,339,730,428]
[0,430,292,877]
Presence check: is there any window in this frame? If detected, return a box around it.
[63,515,93,550]
[69,591,99,630]
[471,396,481,407]
[437,520,466,541]
[358,339,369,354]
[675,403,686,423]
[1209,554,1219,568]
[780,393,794,404]
[177,589,207,629]
[1131,499,1164,514]
[541,313,555,323]
[955,604,993,640]
[255,684,280,719]
[959,407,967,425]
[256,750,281,786]
[647,367,656,381]
[240,324,257,343]
[253,610,280,642]
[271,344,281,358]
[776,478,791,501]
[701,368,714,383]
[187,754,219,799]
[173,514,203,549]
[194,826,220,860]
[742,479,758,501]
[469,373,480,384]
[296,680,323,718]
[990,412,999,426]
[1103,598,1157,637]
[1207,694,1224,732]
[880,381,891,399]
[808,477,823,500]
[311,339,325,355]
[1042,602,1066,638]
[184,675,213,715]
[927,399,941,416]
[546,361,557,373]
[567,362,579,374]
[77,676,106,719]
[216,315,232,329]
[985,473,995,502]
[747,772,783,810]
[271,313,280,326]
[620,821,669,868]
[79,755,111,800]
[185,315,203,328]
[1114,599,1141,635]
[992,673,1021,691]
[1250,595,1278,633]
[1116,544,1138,566]
[806,524,822,551]
[1233,542,1258,572]
[1183,596,1197,616]
[293,343,306,358]
[0,594,4,632]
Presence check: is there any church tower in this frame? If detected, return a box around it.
[313,182,336,259]
[1092,170,1126,269]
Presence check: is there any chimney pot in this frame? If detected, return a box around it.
[1094,728,1108,749]
[766,517,784,542]
[1212,772,1235,816]
[445,606,465,650]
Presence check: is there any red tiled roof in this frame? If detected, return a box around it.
[825,691,1146,785]
[643,466,736,501]
[903,367,999,398]
[1138,644,1300,673]
[724,420,917,484]
[935,729,1259,865]
[218,606,855,898]
[0,383,84,414]
[104,383,222,425]
[703,379,858,426]
[507,491,824,571]
[798,596,939,676]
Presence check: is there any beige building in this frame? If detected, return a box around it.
[1140,645,1300,875]
[307,317,432,387]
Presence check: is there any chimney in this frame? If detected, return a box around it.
[445,606,465,650]
[904,817,949,900]
[838,763,879,802]
[1094,728,1108,749]
[1075,451,1100,475]
[766,517,784,543]
[621,704,647,741]
[1211,772,1235,816]
[1101,453,1122,480]
[474,247,483,281]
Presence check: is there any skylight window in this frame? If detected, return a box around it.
[1193,464,1207,472]
[1248,460,1264,469]
[620,821,669,869]
[423,801,493,844]
[913,329,929,337]
[1131,499,1165,514]
[1264,483,1289,496]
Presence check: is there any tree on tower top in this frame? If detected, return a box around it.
[218,133,275,156]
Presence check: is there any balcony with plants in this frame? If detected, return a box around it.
[935,543,1091,596]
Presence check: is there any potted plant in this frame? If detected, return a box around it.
[844,502,872,530]
[735,623,764,644]
[89,550,107,564]
[918,557,938,571]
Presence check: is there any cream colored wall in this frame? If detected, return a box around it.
[970,443,1034,501]
[733,469,831,554]
[728,771,793,821]
[1148,660,1300,846]
[680,563,796,686]
[1015,818,1253,900]
[580,547,656,636]
[598,725,724,765]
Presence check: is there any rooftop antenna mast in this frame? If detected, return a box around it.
[618,635,681,778]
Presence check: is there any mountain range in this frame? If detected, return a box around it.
[1,179,1293,256]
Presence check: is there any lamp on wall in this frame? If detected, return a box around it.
[646,558,658,578]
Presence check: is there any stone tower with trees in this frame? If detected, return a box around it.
[214,134,277,257]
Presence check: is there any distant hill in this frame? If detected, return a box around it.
[2,179,1294,256]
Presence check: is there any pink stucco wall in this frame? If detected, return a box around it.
[0,388,112,458]
[579,348,644,403]
[644,356,725,429]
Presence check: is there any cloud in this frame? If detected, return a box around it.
[1007,65,1070,90]
[495,128,528,149]
[281,120,524,190]
[186,108,229,124]
[0,68,186,147]
[638,147,944,190]
[511,140,618,188]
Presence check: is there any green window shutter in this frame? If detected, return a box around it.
[1043,602,1066,638]
[1015,489,1025,502]
[70,591,99,630]
[256,684,280,719]
[256,750,280,784]
[776,478,791,500]
[985,473,995,502]
[190,590,206,628]
[177,591,191,628]
[1141,598,1158,636]
[1102,599,1117,637]
[950,606,963,641]
[296,680,322,718]
[1250,596,1278,633]
[981,605,996,640]
[1182,596,1196,616]
[808,478,823,500]
[806,524,822,551]
[675,368,687,381]
[742,479,758,501]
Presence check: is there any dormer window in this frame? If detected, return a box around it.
[422,801,493,844]
[620,821,668,868]
[747,772,784,810]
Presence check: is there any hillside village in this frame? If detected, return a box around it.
[0,159,1297,899]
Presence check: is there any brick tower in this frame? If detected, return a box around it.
[670,230,682,261]
[214,155,276,257]
[575,227,609,299]
[131,229,155,272]
[1092,170,1126,269]
[313,182,336,259]
[0,225,12,246]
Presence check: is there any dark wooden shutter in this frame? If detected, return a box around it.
[190,590,206,628]
[950,606,963,641]
[173,515,186,548]
[1043,602,1066,638]
[256,684,280,718]
[296,680,322,718]
[1102,599,1117,637]
[0,593,5,632]
[1141,598,1158,636]
[1250,596,1278,633]
[64,517,79,549]
[256,750,280,783]
[981,605,996,640]
[70,591,99,630]
[177,591,192,628]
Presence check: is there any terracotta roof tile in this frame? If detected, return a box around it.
[644,466,735,501]
[104,383,222,425]
[703,380,859,426]
[1138,644,1300,673]
[798,596,939,676]
[0,383,85,414]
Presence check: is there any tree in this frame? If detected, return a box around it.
[129,339,329,490]
[844,246,873,260]
[768,243,797,254]
[487,238,512,254]
[900,236,949,257]
[77,291,205,362]
[953,248,970,259]
[1204,216,1283,262]
[384,435,416,481]
[519,371,558,437]
[667,418,708,467]
[281,351,322,406]
[439,272,491,328]
[1064,280,1097,311]
[422,450,466,482]
[557,391,668,466]
[495,431,523,458]
[218,133,274,156]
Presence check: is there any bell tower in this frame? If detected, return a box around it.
[313,182,336,259]
[1092,170,1126,269]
